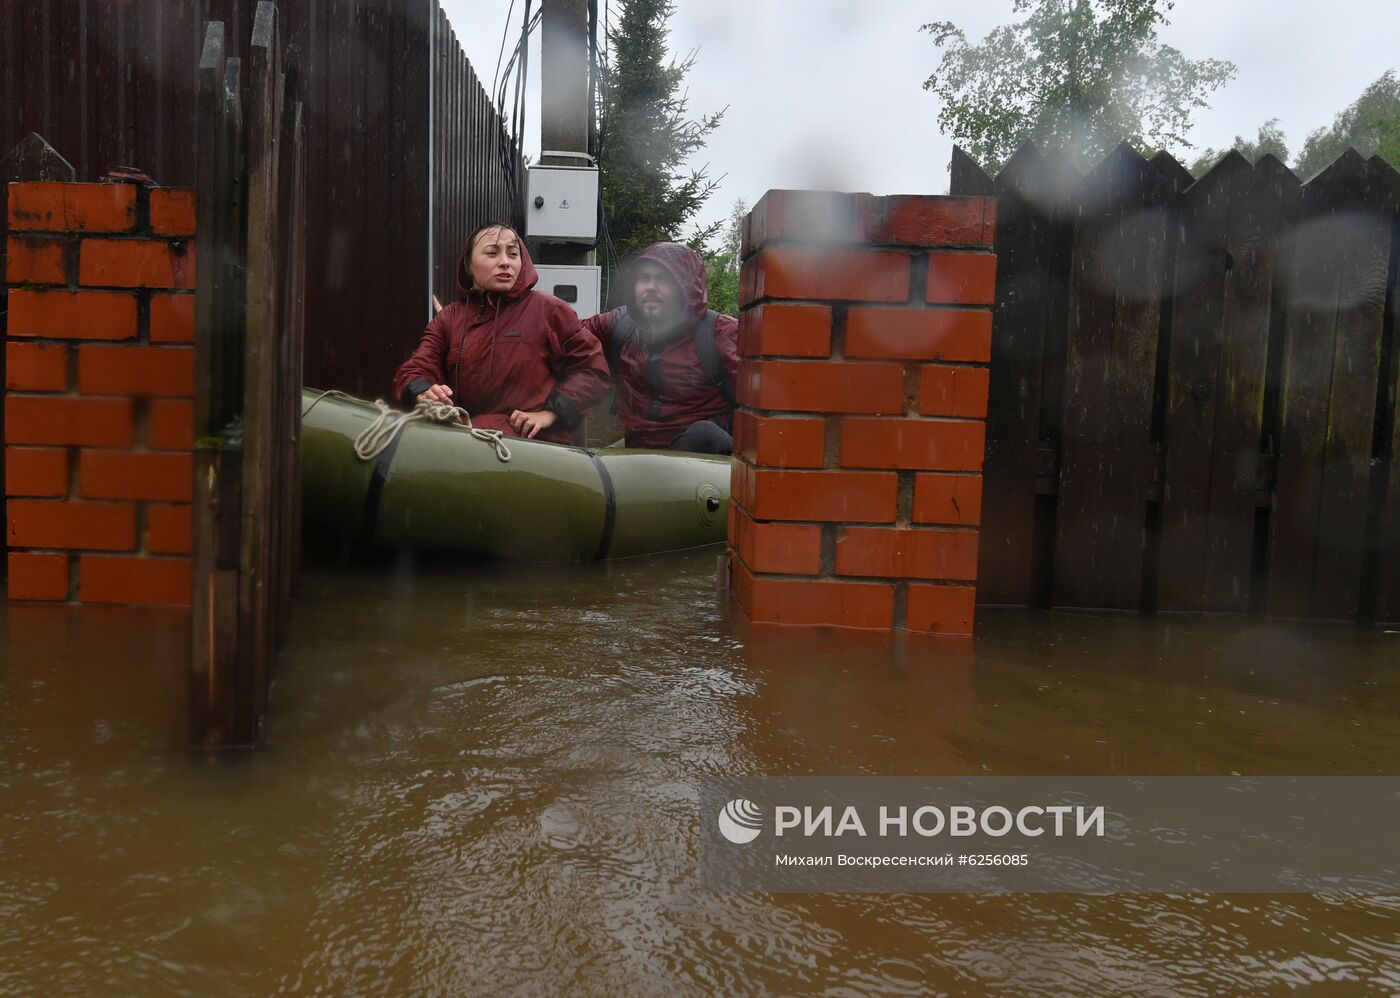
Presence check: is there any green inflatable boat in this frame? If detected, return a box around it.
[300,389,730,560]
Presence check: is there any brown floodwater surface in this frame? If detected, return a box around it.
[2,550,1399,994]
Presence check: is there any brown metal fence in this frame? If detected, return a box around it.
[431,6,518,310]
[1,0,520,396]
[954,142,1400,624]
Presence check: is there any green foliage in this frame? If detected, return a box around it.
[703,252,738,317]
[598,0,725,300]
[1374,117,1400,169]
[1188,118,1289,177]
[922,0,1236,173]
[1294,71,1400,180]
[701,199,748,316]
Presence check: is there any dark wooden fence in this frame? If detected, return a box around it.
[0,0,519,397]
[190,6,307,748]
[954,142,1400,624]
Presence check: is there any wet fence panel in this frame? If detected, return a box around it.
[1055,146,1174,612]
[957,142,1400,623]
[1377,215,1400,622]
[192,21,247,745]
[1302,158,1393,621]
[241,6,285,717]
[191,7,307,748]
[1270,152,1389,620]
[1159,152,1295,613]
[277,83,308,648]
[1360,158,1400,626]
[952,145,1077,608]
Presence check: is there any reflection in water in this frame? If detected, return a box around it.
[2,551,1399,993]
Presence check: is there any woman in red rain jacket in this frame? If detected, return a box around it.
[393,224,610,444]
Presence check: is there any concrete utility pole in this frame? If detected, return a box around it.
[540,0,590,165]
[537,0,593,266]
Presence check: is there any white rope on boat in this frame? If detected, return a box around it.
[304,390,513,463]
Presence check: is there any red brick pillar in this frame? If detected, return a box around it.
[5,180,197,606]
[728,190,996,634]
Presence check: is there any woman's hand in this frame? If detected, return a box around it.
[509,409,558,439]
[417,384,454,404]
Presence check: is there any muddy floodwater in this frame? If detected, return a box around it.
[2,549,1399,994]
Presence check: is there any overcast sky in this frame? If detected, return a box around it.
[440,0,1400,239]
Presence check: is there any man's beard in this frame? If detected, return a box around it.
[639,315,687,344]
[637,306,687,342]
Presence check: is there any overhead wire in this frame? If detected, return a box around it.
[492,4,540,230]
[514,0,533,230]
[490,0,521,225]
[490,0,518,104]
[494,11,539,116]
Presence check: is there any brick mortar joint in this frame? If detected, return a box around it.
[10,231,190,244]
[739,567,973,587]
[745,520,981,533]
[9,283,183,294]
[843,301,996,312]
[901,366,920,417]
[896,473,914,527]
[741,296,939,309]
[134,185,153,234]
[819,525,837,575]
[829,305,847,361]
[823,414,841,469]
[74,234,193,244]
[907,250,929,305]
[746,570,900,587]
[748,238,993,251]
[892,581,909,629]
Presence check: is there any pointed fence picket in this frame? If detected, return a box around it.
[191,5,307,748]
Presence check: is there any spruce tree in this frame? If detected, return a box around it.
[597,0,724,304]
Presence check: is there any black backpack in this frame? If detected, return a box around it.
[605,308,734,406]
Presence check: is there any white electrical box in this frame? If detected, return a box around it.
[526,165,599,243]
[535,264,601,319]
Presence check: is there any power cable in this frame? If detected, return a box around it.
[492,6,540,228]
[491,0,518,105]
[511,1,532,230]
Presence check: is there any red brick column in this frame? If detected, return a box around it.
[728,190,996,634]
[5,180,196,606]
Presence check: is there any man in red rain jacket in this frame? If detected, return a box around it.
[583,242,739,453]
[393,225,610,445]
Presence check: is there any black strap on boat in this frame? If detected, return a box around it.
[588,452,618,561]
[359,431,404,546]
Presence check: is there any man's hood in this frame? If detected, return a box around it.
[624,242,709,325]
[456,229,539,301]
